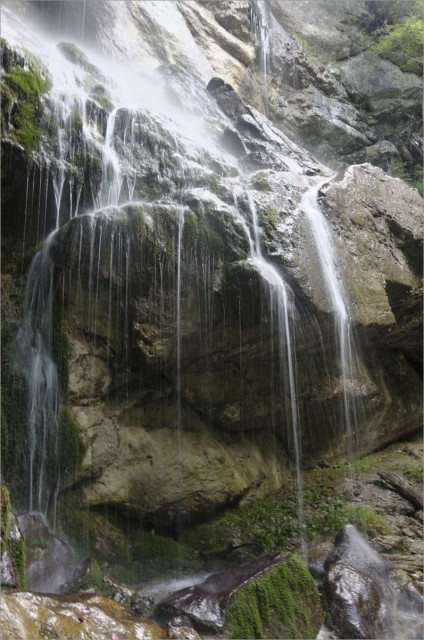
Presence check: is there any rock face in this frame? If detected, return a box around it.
[1,485,26,589]
[324,525,423,639]
[17,513,73,593]
[0,589,165,640]
[0,2,422,535]
[156,553,323,638]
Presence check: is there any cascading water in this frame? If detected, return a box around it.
[245,192,306,558]
[14,232,60,516]
[302,184,363,457]
[2,2,422,636]
[250,0,270,116]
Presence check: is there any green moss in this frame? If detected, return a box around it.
[1,484,27,588]
[185,493,300,556]
[260,205,279,232]
[183,209,224,254]
[27,535,49,551]
[226,555,323,639]
[251,172,271,192]
[2,67,49,151]
[402,464,423,484]
[58,406,84,483]
[1,485,11,556]
[186,462,394,557]
[9,535,27,589]
[345,505,392,537]
[69,107,83,132]
[58,42,102,79]
[130,530,198,571]
[91,85,113,112]
[77,559,104,591]
[209,173,223,195]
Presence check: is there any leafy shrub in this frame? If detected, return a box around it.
[367,0,423,75]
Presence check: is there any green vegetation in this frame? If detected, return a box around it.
[226,555,323,639]
[130,530,199,570]
[78,559,104,591]
[58,406,84,484]
[57,495,200,585]
[386,159,423,196]
[186,459,398,559]
[367,0,423,75]
[91,84,113,112]
[58,42,102,79]
[251,172,271,192]
[27,535,49,551]
[1,485,11,555]
[2,67,50,151]
[346,505,391,536]
[9,534,27,589]
[0,484,27,588]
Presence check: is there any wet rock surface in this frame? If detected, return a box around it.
[17,513,73,593]
[324,524,423,639]
[155,552,323,637]
[0,588,166,640]
[1,512,24,588]
[156,552,283,631]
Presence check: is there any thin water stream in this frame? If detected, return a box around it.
[245,192,306,559]
[15,231,60,516]
[301,183,363,457]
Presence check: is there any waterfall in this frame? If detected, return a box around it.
[15,232,61,516]
[302,183,363,457]
[233,190,306,557]
[250,0,270,116]
[97,108,123,208]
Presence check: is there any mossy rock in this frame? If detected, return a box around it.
[251,171,271,192]
[1,484,11,555]
[58,42,103,80]
[225,554,323,639]
[0,485,27,589]
[1,66,50,151]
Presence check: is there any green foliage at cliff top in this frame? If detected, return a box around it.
[367,0,423,75]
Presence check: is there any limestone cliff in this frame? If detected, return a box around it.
[0,0,422,532]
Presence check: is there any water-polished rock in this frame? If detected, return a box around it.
[0,588,165,640]
[17,513,73,593]
[156,552,282,630]
[324,524,423,639]
[155,552,323,638]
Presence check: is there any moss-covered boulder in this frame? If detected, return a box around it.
[226,554,324,639]
[155,553,323,638]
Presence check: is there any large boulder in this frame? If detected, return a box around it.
[0,589,165,640]
[324,525,423,639]
[318,164,422,331]
[156,553,324,638]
